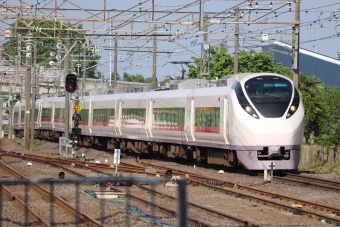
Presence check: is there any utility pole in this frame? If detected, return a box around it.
[234,7,239,74]
[65,29,70,138]
[152,25,157,82]
[114,32,118,87]
[57,40,62,93]
[292,1,300,88]
[202,13,208,80]
[30,41,37,146]
[109,19,112,87]
[25,27,32,151]
[199,0,204,31]
[8,35,21,140]
[83,47,86,92]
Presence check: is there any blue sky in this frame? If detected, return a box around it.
[1,0,340,82]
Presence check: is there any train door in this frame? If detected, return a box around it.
[185,89,196,143]
[145,99,153,138]
[52,102,55,129]
[223,96,230,145]
[116,94,124,135]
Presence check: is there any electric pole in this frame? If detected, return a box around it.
[83,47,86,92]
[65,29,70,138]
[24,27,32,151]
[152,25,157,82]
[30,41,37,146]
[234,7,239,74]
[114,32,118,87]
[202,13,208,80]
[292,1,300,88]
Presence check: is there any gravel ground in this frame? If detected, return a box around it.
[1,137,340,226]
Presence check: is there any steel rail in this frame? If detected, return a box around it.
[5,152,340,224]
[282,172,340,188]
[137,160,340,224]
[1,152,261,227]
[0,185,50,226]
[134,183,262,227]
[0,160,106,227]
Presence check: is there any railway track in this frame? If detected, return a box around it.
[134,159,340,225]
[1,151,263,227]
[276,172,340,192]
[2,151,340,225]
[0,160,105,227]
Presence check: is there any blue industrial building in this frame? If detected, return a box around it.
[263,41,340,88]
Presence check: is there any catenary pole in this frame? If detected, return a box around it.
[24,28,32,151]
[30,41,37,146]
[292,1,300,88]
[234,7,239,74]
[65,29,70,138]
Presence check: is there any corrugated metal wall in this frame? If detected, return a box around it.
[263,44,340,87]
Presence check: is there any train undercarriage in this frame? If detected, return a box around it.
[15,129,240,168]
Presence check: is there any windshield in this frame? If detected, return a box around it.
[244,76,293,118]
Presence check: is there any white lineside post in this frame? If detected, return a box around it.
[114,149,121,174]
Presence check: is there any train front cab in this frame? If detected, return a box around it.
[231,74,304,170]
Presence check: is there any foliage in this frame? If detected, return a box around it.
[121,72,152,83]
[110,72,121,81]
[2,20,100,78]
[187,47,286,80]
[314,87,340,146]
[282,70,325,143]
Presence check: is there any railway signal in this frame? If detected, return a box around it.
[65,74,77,93]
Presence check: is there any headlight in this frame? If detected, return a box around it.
[245,106,252,112]
[241,104,259,119]
[235,83,260,119]
[286,88,300,119]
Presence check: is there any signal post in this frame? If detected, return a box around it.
[65,73,82,149]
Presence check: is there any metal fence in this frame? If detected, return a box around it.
[0,177,187,227]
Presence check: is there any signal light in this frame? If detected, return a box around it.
[65,74,77,93]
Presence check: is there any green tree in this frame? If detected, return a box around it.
[145,77,154,83]
[314,86,340,146]
[187,47,286,80]
[282,68,325,143]
[96,71,103,80]
[122,72,147,83]
[110,72,121,81]
[2,20,100,78]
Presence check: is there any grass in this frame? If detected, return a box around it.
[198,184,208,190]
[299,161,340,174]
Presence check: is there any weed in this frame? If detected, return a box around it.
[198,184,208,190]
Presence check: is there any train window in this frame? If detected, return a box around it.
[244,76,293,118]
[195,107,220,133]
[14,112,19,123]
[54,108,65,120]
[153,108,185,126]
[34,108,39,120]
[93,109,115,122]
[42,108,52,119]
[20,110,25,120]
[79,109,89,122]
[122,108,146,124]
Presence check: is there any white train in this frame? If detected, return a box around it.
[13,73,304,170]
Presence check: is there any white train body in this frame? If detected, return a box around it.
[13,73,304,170]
